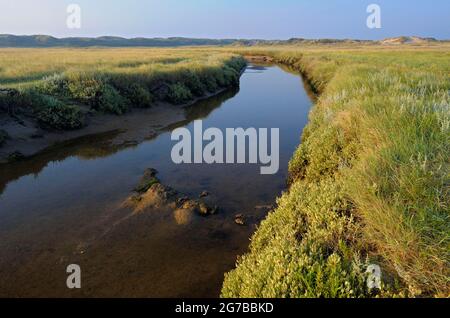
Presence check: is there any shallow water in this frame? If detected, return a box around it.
[0,64,313,297]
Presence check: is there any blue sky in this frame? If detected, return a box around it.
[1,0,449,39]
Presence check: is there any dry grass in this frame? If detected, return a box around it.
[0,48,246,128]
[0,48,241,88]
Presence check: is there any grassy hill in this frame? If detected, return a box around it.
[0,35,445,48]
[0,34,237,48]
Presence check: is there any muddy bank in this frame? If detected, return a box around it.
[0,87,237,165]
[0,55,247,164]
[0,88,239,197]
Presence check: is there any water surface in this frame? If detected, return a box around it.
[0,64,313,297]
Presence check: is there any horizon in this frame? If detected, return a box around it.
[1,0,449,40]
[1,33,448,42]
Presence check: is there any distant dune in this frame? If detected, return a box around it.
[379,36,439,45]
[0,34,237,48]
[235,36,445,46]
[0,34,446,48]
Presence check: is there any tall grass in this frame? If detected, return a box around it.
[222,46,450,297]
[0,48,246,129]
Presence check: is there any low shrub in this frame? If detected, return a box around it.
[212,68,227,87]
[1,90,86,130]
[182,71,206,97]
[36,73,68,96]
[222,177,373,298]
[200,71,219,93]
[0,89,59,115]
[225,56,247,71]
[167,83,193,104]
[94,84,129,114]
[31,93,84,130]
[123,83,153,108]
[0,92,11,113]
[66,72,105,104]
[222,66,240,87]
[0,88,26,114]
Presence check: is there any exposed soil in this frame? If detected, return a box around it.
[0,89,230,164]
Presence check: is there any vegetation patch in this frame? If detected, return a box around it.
[122,83,154,108]
[66,72,105,104]
[180,70,206,97]
[93,84,130,115]
[167,83,193,104]
[34,101,84,130]
[0,88,84,130]
[222,47,450,298]
[0,49,246,125]
[36,73,68,96]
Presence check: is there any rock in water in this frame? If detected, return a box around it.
[174,208,194,225]
[126,168,220,217]
[180,199,217,216]
[177,196,189,205]
[199,191,210,198]
[130,183,178,212]
[234,214,246,226]
[199,202,219,216]
[134,168,160,193]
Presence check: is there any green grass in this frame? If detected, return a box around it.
[0,45,448,297]
[222,46,450,298]
[0,48,246,129]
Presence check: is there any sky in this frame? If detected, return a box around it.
[0,0,449,40]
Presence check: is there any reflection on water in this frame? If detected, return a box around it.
[0,89,239,197]
[0,65,313,297]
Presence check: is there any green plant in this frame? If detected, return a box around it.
[222,66,240,87]
[123,83,154,108]
[31,94,84,129]
[222,47,450,298]
[66,72,105,104]
[0,48,246,120]
[93,84,130,115]
[200,71,219,93]
[167,83,193,104]
[36,73,68,96]
[182,71,206,97]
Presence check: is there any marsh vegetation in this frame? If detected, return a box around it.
[0,44,448,298]
[222,45,450,298]
[0,48,245,130]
